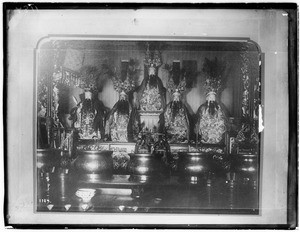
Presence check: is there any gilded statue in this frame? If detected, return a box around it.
[160,76,191,143]
[69,66,108,140]
[134,44,166,112]
[105,71,140,142]
[196,58,228,145]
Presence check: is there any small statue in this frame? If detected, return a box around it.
[135,126,170,165]
[235,121,259,150]
[105,73,140,142]
[135,127,154,153]
[195,58,228,145]
[134,44,166,112]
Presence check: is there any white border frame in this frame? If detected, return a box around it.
[7,9,289,226]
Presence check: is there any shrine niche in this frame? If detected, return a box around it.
[36,38,261,214]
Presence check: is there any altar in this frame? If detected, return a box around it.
[36,39,261,214]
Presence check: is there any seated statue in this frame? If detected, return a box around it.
[105,75,139,142]
[160,77,191,143]
[195,57,228,145]
[134,48,166,112]
[69,90,107,140]
[196,91,227,145]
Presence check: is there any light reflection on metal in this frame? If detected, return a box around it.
[191,156,200,161]
[86,162,99,171]
[259,105,264,132]
[188,166,204,172]
[191,176,199,183]
[37,162,43,169]
[137,157,148,162]
[89,174,99,182]
[140,175,148,181]
[241,167,255,172]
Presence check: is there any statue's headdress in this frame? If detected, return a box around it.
[144,43,162,68]
[78,64,112,92]
[79,66,99,90]
[112,74,135,94]
[164,63,186,95]
[112,61,137,94]
[167,77,186,95]
[202,57,227,95]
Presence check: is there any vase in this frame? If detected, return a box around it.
[37,148,61,173]
[73,150,113,182]
[231,153,258,181]
[49,169,75,205]
[177,152,213,184]
[127,153,165,183]
[36,149,61,206]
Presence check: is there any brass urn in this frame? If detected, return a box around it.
[127,153,165,183]
[73,150,114,182]
[177,152,213,184]
[231,153,258,180]
[37,148,61,173]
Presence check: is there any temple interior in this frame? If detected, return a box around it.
[36,39,261,213]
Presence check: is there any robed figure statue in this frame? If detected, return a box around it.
[196,91,227,144]
[195,57,228,145]
[105,73,140,142]
[160,77,191,143]
[69,66,108,140]
[69,90,107,140]
[134,45,166,112]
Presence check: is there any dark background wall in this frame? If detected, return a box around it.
[39,42,244,118]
